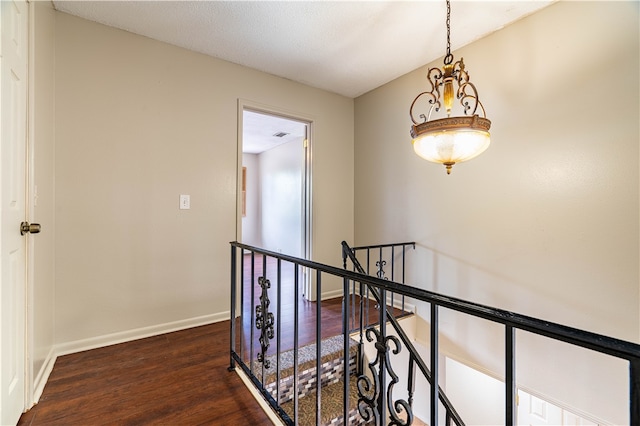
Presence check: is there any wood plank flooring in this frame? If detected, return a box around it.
[238,254,407,358]
[17,320,274,426]
[18,254,408,425]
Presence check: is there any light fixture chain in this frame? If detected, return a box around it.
[444,0,453,65]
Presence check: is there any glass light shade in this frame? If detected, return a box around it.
[413,129,490,163]
[410,115,491,174]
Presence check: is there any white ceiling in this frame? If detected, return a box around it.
[243,110,307,154]
[52,0,555,99]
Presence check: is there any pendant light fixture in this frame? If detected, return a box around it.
[409,0,491,175]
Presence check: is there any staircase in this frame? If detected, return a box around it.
[255,335,369,425]
[231,241,440,426]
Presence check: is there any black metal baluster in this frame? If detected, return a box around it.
[342,247,347,269]
[366,249,371,325]
[255,273,275,385]
[229,245,237,370]
[379,287,387,423]
[430,302,439,426]
[261,255,268,383]
[343,277,350,426]
[250,252,256,375]
[350,246,357,334]
[391,246,395,312]
[316,270,322,425]
[401,244,407,312]
[342,246,352,333]
[359,280,365,375]
[377,248,383,316]
[276,259,282,404]
[631,357,640,426]
[506,325,516,426]
[240,248,245,362]
[407,356,416,409]
[351,279,356,332]
[293,265,300,425]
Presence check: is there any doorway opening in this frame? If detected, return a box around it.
[238,104,312,298]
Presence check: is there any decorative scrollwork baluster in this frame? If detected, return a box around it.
[357,327,413,426]
[357,328,381,424]
[376,260,387,280]
[374,260,388,311]
[255,276,274,369]
[387,349,413,426]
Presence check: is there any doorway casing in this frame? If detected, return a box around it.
[236,99,314,300]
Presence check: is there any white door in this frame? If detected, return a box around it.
[1,0,29,424]
[517,389,598,426]
[517,390,563,426]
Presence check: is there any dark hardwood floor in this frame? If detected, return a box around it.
[19,254,406,425]
[238,254,406,359]
[18,321,274,426]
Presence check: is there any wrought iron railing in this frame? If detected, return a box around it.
[342,241,415,330]
[229,241,640,425]
[341,241,464,426]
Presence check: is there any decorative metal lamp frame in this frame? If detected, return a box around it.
[409,0,491,174]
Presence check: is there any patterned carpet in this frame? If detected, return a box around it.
[251,334,370,425]
[252,334,357,386]
[281,375,372,426]
[249,334,426,425]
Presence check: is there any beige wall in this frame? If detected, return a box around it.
[354,1,638,424]
[29,0,56,403]
[54,12,353,348]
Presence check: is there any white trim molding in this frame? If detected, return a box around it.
[55,312,229,357]
[31,347,56,406]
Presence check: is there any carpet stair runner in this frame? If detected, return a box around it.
[255,335,373,425]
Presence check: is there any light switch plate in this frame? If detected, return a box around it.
[179,194,190,210]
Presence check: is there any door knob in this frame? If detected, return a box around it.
[20,222,41,235]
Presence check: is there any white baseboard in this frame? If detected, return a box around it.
[31,347,56,406]
[55,311,230,357]
[391,296,416,314]
[321,289,343,300]
[351,290,416,313]
[321,289,417,313]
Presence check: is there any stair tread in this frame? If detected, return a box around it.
[281,376,371,426]
[253,334,358,385]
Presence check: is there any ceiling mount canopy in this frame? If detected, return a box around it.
[409,0,491,175]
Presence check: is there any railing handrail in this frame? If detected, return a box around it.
[231,240,640,362]
[350,241,416,251]
[342,241,465,426]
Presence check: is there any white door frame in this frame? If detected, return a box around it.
[25,0,38,410]
[236,99,314,296]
